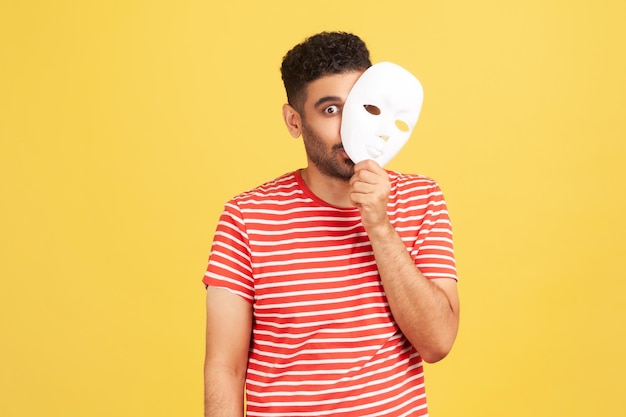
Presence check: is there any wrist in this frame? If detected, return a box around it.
[364,219,395,241]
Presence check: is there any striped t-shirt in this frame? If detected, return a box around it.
[203,169,457,416]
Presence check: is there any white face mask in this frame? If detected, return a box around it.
[341,62,424,167]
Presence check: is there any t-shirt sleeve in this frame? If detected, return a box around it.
[411,181,458,281]
[202,201,255,303]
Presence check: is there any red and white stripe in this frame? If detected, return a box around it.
[204,170,456,416]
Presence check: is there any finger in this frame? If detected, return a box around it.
[350,167,379,187]
[349,190,370,207]
[350,181,374,195]
[354,159,382,173]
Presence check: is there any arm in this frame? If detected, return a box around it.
[349,160,460,363]
[204,286,252,416]
[362,222,459,363]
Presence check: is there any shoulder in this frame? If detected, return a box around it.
[229,172,300,203]
[221,172,312,218]
[386,170,442,195]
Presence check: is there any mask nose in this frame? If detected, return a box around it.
[379,135,390,142]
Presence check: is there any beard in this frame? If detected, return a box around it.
[301,121,355,181]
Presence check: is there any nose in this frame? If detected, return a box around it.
[379,135,390,142]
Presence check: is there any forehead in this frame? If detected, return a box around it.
[351,69,417,97]
[303,71,364,108]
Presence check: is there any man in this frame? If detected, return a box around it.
[204,31,459,416]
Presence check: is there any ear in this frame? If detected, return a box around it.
[282,103,302,138]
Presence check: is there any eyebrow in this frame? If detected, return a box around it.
[313,96,343,109]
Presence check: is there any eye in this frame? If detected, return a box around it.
[395,119,410,132]
[324,105,340,114]
[364,104,381,115]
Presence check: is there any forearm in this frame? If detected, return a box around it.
[367,222,459,363]
[204,362,245,417]
[349,161,459,361]
[204,287,252,416]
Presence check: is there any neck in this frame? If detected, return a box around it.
[300,167,353,208]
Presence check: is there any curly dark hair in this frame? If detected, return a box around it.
[280,31,372,112]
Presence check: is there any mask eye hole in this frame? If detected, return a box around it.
[363,104,381,115]
[395,120,410,132]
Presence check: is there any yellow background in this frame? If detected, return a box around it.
[1,1,625,416]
